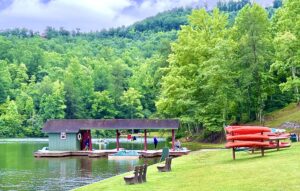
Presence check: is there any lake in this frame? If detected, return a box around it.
[0,138,167,191]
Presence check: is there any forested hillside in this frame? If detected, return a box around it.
[1,0,298,141]
[0,8,190,137]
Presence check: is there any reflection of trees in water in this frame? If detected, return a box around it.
[48,157,93,178]
[80,157,92,177]
[108,159,139,174]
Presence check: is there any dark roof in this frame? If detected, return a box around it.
[42,119,180,133]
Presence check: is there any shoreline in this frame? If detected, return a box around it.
[72,149,217,191]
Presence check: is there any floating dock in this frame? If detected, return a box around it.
[34,149,190,158]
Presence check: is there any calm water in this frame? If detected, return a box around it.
[0,139,166,191]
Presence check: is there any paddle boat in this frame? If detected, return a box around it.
[108,150,141,160]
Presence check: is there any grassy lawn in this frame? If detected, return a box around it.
[75,143,300,191]
[181,142,224,151]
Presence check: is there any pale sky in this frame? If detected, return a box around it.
[0,0,273,32]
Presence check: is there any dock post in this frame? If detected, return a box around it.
[144,129,147,151]
[172,129,175,151]
[116,129,120,151]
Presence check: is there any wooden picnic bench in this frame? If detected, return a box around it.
[157,157,172,172]
[124,164,148,185]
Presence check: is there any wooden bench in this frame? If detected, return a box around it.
[124,166,140,184]
[124,164,148,185]
[141,164,147,182]
[157,157,172,172]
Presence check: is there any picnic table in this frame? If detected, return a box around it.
[269,136,289,151]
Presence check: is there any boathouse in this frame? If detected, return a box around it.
[42,119,180,151]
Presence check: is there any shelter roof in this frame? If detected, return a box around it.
[42,119,180,133]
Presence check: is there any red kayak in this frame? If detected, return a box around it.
[267,133,290,138]
[265,142,291,149]
[225,126,242,133]
[226,141,269,148]
[226,134,269,141]
[226,126,271,134]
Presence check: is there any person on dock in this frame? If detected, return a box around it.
[154,137,158,149]
[132,136,137,141]
[127,134,132,141]
[175,139,181,150]
[85,136,90,151]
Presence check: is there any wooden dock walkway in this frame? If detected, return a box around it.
[34,149,190,158]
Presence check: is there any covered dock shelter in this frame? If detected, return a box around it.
[42,119,180,152]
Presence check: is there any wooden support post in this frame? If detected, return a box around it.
[144,129,147,151]
[116,129,120,151]
[261,132,264,157]
[232,148,236,160]
[172,129,175,151]
[231,131,236,159]
[89,129,92,151]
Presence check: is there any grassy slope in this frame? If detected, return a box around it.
[75,143,300,191]
[247,103,300,128]
[263,103,300,127]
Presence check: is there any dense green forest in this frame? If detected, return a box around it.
[1,0,298,141]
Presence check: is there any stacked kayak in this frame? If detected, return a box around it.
[225,126,292,160]
[225,126,271,160]
[225,126,271,149]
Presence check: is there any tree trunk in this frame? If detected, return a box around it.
[291,66,300,104]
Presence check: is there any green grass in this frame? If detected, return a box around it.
[75,143,300,191]
[147,131,171,138]
[181,142,224,151]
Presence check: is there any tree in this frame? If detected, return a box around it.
[120,88,144,119]
[0,98,23,137]
[91,91,117,119]
[272,32,300,103]
[8,63,29,99]
[64,58,94,118]
[91,58,112,91]
[232,4,273,123]
[157,9,234,134]
[16,91,34,120]
[272,0,300,104]
[109,59,130,102]
[40,80,66,121]
[0,36,12,60]
[273,0,282,8]
[0,60,12,103]
[8,38,45,76]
